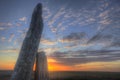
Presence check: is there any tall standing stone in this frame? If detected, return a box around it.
[35,52,49,80]
[11,3,43,80]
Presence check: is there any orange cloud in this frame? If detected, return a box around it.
[47,58,73,71]
[41,39,56,45]
[75,60,120,72]
[33,58,73,71]
[1,57,120,72]
[0,61,15,70]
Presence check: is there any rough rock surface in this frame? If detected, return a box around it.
[35,52,49,80]
[11,3,43,80]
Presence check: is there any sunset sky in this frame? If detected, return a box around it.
[0,0,120,72]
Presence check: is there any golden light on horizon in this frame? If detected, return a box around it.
[47,58,73,71]
[75,60,120,72]
[0,61,15,70]
[33,58,73,71]
[0,57,120,72]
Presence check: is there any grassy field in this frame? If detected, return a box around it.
[0,70,120,80]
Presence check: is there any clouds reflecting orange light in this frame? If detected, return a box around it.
[0,57,120,72]
[47,58,73,71]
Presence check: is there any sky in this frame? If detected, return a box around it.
[0,0,120,72]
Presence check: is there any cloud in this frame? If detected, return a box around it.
[16,22,22,27]
[47,6,67,33]
[99,19,111,25]
[41,38,56,45]
[45,1,113,35]
[43,7,52,20]
[59,32,86,43]
[14,29,27,46]
[49,50,120,65]
[75,60,120,72]
[8,33,15,42]
[0,27,6,30]
[87,27,120,48]
[98,10,109,19]
[0,37,6,41]
[87,33,111,44]
[49,7,65,25]
[19,17,27,22]
[0,22,13,27]
[38,47,60,55]
[0,22,14,31]
[0,49,19,53]
[47,0,112,33]
[110,38,120,47]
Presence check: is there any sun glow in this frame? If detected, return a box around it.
[1,57,120,72]
[47,58,73,71]
[0,62,15,70]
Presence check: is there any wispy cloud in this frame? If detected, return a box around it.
[59,32,86,43]
[75,60,120,72]
[8,33,15,42]
[87,33,111,46]
[43,7,52,20]
[49,50,120,65]
[0,49,19,53]
[48,7,65,26]
[0,37,6,42]
[19,17,27,23]
[87,27,120,48]
[41,38,56,45]
[16,22,22,27]
[47,6,67,33]
[38,47,60,55]
[0,27,6,30]
[0,22,13,27]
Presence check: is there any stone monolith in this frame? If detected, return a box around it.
[11,3,43,80]
[35,52,49,80]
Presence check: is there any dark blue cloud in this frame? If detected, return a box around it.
[49,50,120,65]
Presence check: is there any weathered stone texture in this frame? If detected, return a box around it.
[35,52,49,80]
[11,3,43,80]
